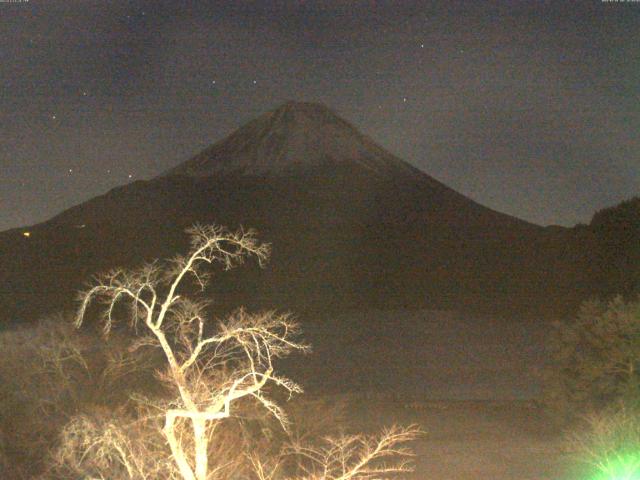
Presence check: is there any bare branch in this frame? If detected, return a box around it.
[286,424,423,480]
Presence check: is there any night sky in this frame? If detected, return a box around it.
[1,0,638,232]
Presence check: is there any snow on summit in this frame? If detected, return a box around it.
[164,101,415,177]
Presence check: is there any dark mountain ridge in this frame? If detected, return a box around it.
[0,101,607,324]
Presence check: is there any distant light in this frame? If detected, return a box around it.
[23,231,31,238]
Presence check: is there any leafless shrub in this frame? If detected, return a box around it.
[0,318,93,476]
[252,424,422,480]
[48,402,178,480]
[564,403,640,477]
[0,314,160,478]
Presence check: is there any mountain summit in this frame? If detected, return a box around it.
[165,101,416,177]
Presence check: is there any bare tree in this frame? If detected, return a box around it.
[74,224,421,480]
[76,224,309,480]
[250,425,422,480]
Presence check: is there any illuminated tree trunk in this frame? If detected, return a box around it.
[193,418,208,480]
[164,412,196,480]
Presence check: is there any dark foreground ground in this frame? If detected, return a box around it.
[342,396,580,480]
[1,306,589,479]
[297,310,586,478]
[296,308,553,400]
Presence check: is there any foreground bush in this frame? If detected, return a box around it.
[565,403,640,479]
[0,316,159,478]
[544,296,640,422]
[52,224,420,480]
[545,295,640,477]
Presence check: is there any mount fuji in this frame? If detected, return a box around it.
[0,101,586,323]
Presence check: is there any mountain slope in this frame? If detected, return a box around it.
[0,102,585,323]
